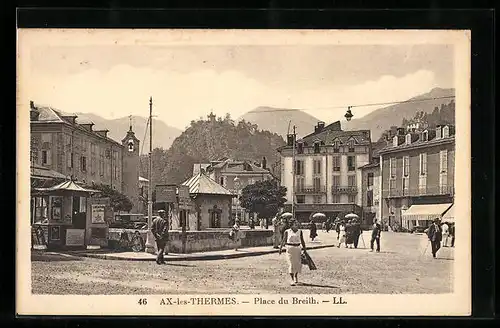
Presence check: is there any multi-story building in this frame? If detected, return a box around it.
[378,124,455,230]
[29,101,141,212]
[193,157,275,223]
[277,121,372,222]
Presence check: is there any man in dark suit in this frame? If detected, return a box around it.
[352,219,362,248]
[151,209,169,264]
[427,218,443,258]
[370,221,381,252]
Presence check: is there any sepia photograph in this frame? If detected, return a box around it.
[16,29,471,316]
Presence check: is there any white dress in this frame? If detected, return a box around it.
[285,228,303,274]
[338,225,346,244]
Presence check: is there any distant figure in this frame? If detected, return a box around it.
[231,219,241,251]
[272,216,280,248]
[260,218,265,229]
[249,218,255,229]
[309,220,317,241]
[441,222,450,247]
[427,218,443,258]
[370,221,381,252]
[335,218,341,240]
[322,221,327,232]
[352,219,362,248]
[151,209,169,265]
[325,218,332,233]
[337,221,346,248]
[450,223,455,247]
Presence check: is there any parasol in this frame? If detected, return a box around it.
[345,213,359,219]
[312,212,326,218]
[281,212,293,218]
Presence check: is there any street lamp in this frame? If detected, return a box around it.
[345,106,354,121]
[234,177,240,223]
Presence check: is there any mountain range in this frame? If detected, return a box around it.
[74,112,182,151]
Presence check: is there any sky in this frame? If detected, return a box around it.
[26,42,454,130]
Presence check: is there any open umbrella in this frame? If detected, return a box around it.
[281,212,293,218]
[312,212,326,219]
[345,213,359,219]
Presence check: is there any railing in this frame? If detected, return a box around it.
[382,185,455,198]
[331,185,358,194]
[295,185,327,194]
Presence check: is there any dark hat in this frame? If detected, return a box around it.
[434,217,441,223]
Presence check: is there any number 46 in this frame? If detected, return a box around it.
[138,298,147,305]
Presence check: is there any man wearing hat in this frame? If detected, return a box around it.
[151,209,169,264]
[427,218,443,258]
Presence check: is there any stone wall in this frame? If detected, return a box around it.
[108,228,273,253]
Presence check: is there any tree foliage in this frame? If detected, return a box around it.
[89,183,133,212]
[239,179,287,220]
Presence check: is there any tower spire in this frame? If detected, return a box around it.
[129,115,133,131]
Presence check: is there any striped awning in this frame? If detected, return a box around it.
[442,204,454,223]
[402,203,453,222]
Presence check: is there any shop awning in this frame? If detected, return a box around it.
[33,179,100,196]
[442,204,454,223]
[402,203,453,222]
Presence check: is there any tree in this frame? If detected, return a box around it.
[90,183,133,212]
[239,179,287,224]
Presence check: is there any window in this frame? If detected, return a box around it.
[297,142,304,154]
[347,156,356,171]
[81,156,87,172]
[296,195,305,204]
[389,179,396,190]
[402,176,409,191]
[348,140,355,153]
[393,136,399,147]
[333,140,340,153]
[405,134,411,145]
[367,190,373,207]
[419,153,427,175]
[332,156,340,171]
[313,195,322,204]
[333,195,341,203]
[389,157,396,178]
[313,177,321,191]
[41,150,48,165]
[422,131,428,141]
[33,196,49,224]
[403,156,409,177]
[443,126,450,138]
[294,160,304,176]
[314,142,320,153]
[220,177,224,186]
[91,158,96,175]
[295,176,305,192]
[313,159,321,175]
[348,195,356,203]
[332,175,340,187]
[348,175,356,187]
[367,173,374,187]
[440,150,448,173]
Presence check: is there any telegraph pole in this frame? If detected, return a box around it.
[145,97,155,254]
[291,125,296,218]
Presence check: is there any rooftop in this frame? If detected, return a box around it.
[181,172,235,197]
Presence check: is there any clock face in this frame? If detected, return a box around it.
[128,140,134,151]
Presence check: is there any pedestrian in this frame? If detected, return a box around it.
[322,221,327,232]
[345,219,354,248]
[427,218,443,258]
[279,218,307,286]
[441,222,450,247]
[249,217,255,229]
[337,221,346,248]
[325,218,332,233]
[352,219,362,249]
[335,218,341,241]
[450,223,455,247]
[370,220,381,252]
[231,219,241,251]
[151,209,169,265]
[309,220,317,241]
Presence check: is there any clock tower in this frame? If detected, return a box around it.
[121,122,140,213]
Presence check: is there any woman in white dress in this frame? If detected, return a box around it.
[337,221,347,248]
[279,219,307,286]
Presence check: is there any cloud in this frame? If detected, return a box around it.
[27,65,439,130]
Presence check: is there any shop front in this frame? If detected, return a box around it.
[31,179,104,250]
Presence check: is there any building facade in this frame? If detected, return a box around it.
[194,158,275,223]
[30,101,141,212]
[277,121,372,222]
[379,125,455,230]
[360,162,380,227]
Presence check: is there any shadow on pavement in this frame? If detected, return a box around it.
[299,283,339,289]
[31,252,83,262]
[165,263,197,267]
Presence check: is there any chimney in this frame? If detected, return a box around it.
[95,130,109,138]
[314,121,325,133]
[286,133,296,147]
[397,127,406,136]
[29,101,40,121]
[262,157,267,170]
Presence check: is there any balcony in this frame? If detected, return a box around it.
[295,185,327,194]
[331,185,358,194]
[382,185,455,198]
[284,203,361,213]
